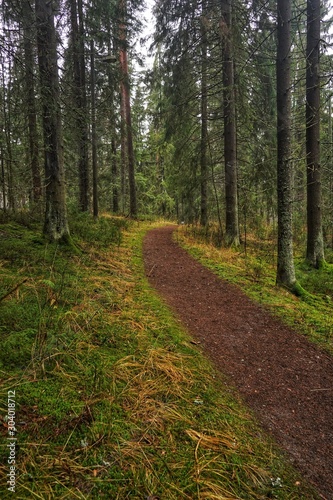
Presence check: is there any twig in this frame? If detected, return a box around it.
[309,388,332,392]
[0,279,28,303]
[147,264,156,277]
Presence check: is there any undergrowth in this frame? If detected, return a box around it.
[176,224,333,353]
[0,215,319,498]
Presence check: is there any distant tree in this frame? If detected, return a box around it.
[276,0,296,288]
[36,0,70,241]
[306,0,324,267]
[240,0,277,226]
[153,0,210,223]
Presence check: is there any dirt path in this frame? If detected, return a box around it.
[143,226,333,499]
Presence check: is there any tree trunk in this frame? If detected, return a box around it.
[1,148,6,211]
[70,0,89,212]
[120,82,127,213]
[276,0,296,287]
[90,41,98,218]
[111,136,119,213]
[306,0,324,267]
[200,3,208,227]
[106,28,119,214]
[1,60,15,211]
[221,0,239,246]
[36,0,70,242]
[22,0,41,203]
[119,0,137,217]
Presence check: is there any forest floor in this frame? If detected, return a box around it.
[143,225,333,500]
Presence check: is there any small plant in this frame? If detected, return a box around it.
[69,212,128,248]
[0,218,319,498]
[177,225,333,353]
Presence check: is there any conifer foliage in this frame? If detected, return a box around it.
[0,0,332,263]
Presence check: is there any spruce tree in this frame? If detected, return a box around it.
[306,0,325,267]
[36,0,70,242]
[221,0,239,246]
[276,0,296,288]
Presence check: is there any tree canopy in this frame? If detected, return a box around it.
[0,0,332,270]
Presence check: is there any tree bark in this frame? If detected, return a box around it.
[70,0,89,212]
[1,60,15,211]
[221,0,239,246]
[200,3,208,227]
[36,0,70,242]
[22,0,41,203]
[106,30,119,214]
[1,148,6,211]
[200,7,208,227]
[120,81,127,213]
[306,0,324,267]
[111,136,119,213]
[119,0,137,217]
[276,0,296,287]
[90,41,98,218]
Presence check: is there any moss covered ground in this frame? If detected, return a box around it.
[0,216,320,498]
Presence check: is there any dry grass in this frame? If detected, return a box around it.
[0,218,320,499]
[186,429,237,452]
[177,224,333,354]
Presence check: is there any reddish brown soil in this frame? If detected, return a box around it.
[143,226,333,499]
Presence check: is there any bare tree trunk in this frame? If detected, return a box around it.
[200,3,208,227]
[90,41,98,218]
[105,30,120,214]
[70,0,89,212]
[306,0,324,267]
[6,149,15,212]
[111,136,119,213]
[22,0,41,203]
[221,0,239,246]
[329,95,333,248]
[119,0,137,217]
[1,60,15,212]
[78,0,89,211]
[276,0,296,287]
[1,147,6,211]
[36,0,70,242]
[120,82,127,213]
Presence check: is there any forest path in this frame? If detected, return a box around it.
[143,226,333,499]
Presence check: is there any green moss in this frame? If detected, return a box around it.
[0,218,320,499]
[177,226,333,354]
